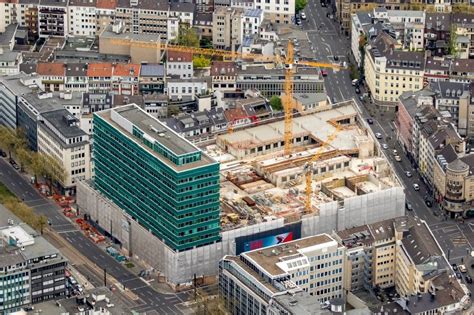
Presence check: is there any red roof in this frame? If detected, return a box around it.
[36,63,65,76]
[211,61,236,76]
[224,108,248,122]
[87,63,113,77]
[113,64,140,77]
[96,0,116,9]
[167,50,193,63]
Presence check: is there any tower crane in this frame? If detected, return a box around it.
[107,39,343,156]
[303,123,343,214]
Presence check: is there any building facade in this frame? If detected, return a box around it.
[93,104,221,251]
[37,109,91,195]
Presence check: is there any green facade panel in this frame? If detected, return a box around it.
[93,113,221,251]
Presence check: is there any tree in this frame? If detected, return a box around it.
[269,95,283,111]
[194,289,227,315]
[15,146,31,172]
[200,38,213,49]
[0,126,20,159]
[29,152,46,185]
[193,55,212,68]
[295,0,308,12]
[448,25,459,57]
[176,26,200,48]
[44,154,66,193]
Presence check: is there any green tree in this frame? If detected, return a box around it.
[295,0,308,12]
[176,26,200,47]
[15,146,31,172]
[449,25,459,57]
[193,55,212,68]
[269,95,283,111]
[29,152,46,185]
[200,38,213,49]
[0,126,21,159]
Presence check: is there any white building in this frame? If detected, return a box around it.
[166,78,207,101]
[219,234,345,315]
[0,0,17,33]
[169,2,194,27]
[254,0,293,24]
[37,109,91,195]
[241,8,263,42]
[166,51,193,79]
[68,0,97,37]
[351,13,372,67]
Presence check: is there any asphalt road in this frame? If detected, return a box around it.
[0,158,190,314]
[301,0,473,292]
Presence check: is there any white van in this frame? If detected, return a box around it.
[352,79,358,86]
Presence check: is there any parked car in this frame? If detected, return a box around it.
[352,79,358,86]
[395,155,402,162]
[466,275,472,284]
[406,171,412,177]
[333,55,339,61]
[321,70,328,76]
[367,118,374,124]
[413,184,420,191]
[459,264,467,273]
[355,87,361,94]
[0,150,6,158]
[382,144,388,149]
[405,202,413,211]
[452,264,458,271]
[456,272,462,279]
[300,12,306,19]
[375,133,382,139]
[393,150,398,155]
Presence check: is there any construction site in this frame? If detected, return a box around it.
[207,101,398,232]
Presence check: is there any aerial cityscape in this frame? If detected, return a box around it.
[0,0,473,313]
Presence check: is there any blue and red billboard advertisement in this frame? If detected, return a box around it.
[243,232,294,252]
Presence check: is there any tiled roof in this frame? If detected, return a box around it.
[36,63,65,76]
[224,108,248,122]
[211,61,236,76]
[96,0,116,9]
[167,50,193,63]
[113,63,140,77]
[87,63,113,77]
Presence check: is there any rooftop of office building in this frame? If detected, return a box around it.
[243,234,338,277]
[96,104,217,171]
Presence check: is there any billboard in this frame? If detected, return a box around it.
[243,232,294,252]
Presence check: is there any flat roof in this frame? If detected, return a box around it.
[41,109,87,139]
[96,105,217,171]
[244,234,336,276]
[219,102,359,150]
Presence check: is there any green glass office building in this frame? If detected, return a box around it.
[93,104,221,251]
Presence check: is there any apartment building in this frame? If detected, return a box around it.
[64,63,88,92]
[236,66,324,97]
[0,0,18,33]
[434,153,474,217]
[37,109,91,195]
[364,32,424,110]
[169,2,194,27]
[95,0,116,33]
[93,104,221,251]
[418,119,464,187]
[87,63,113,93]
[167,51,193,79]
[254,0,293,24]
[139,63,165,95]
[38,0,68,37]
[213,7,243,50]
[115,0,168,37]
[351,13,372,67]
[194,12,212,40]
[241,8,263,42]
[219,234,345,314]
[17,0,39,38]
[452,13,474,59]
[425,13,451,57]
[80,92,112,134]
[211,61,237,91]
[0,205,67,313]
[395,90,435,160]
[111,63,140,95]
[166,78,208,101]
[36,62,65,92]
[67,0,96,36]
[431,81,471,132]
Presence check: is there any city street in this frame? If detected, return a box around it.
[0,158,192,314]
[301,0,473,292]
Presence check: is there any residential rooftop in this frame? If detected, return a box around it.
[40,108,87,141]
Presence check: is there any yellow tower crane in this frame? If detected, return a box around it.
[107,39,343,157]
[303,124,343,214]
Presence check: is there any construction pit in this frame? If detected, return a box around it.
[205,101,399,231]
